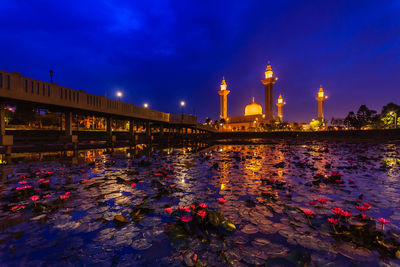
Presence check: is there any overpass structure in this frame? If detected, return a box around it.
[0,70,214,151]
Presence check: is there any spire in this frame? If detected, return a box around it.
[265,61,273,79]
[277,94,284,104]
[220,77,227,90]
[252,97,255,103]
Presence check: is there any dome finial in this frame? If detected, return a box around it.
[252,97,255,103]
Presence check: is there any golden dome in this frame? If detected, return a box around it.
[245,97,263,116]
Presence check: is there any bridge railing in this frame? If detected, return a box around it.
[0,71,170,122]
[169,114,198,125]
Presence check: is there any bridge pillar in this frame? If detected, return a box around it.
[129,119,137,146]
[0,107,13,155]
[106,117,116,145]
[146,121,151,137]
[159,124,164,136]
[60,111,78,148]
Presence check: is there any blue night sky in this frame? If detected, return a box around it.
[0,0,399,122]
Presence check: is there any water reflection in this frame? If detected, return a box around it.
[0,142,399,266]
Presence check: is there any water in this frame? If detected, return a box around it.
[0,141,399,266]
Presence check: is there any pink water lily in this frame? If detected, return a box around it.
[317,198,327,205]
[131,183,137,188]
[378,217,390,231]
[362,202,371,210]
[217,198,226,204]
[30,195,39,201]
[42,194,51,199]
[309,201,317,206]
[180,215,192,222]
[199,203,207,208]
[164,207,172,214]
[179,206,190,212]
[197,210,206,220]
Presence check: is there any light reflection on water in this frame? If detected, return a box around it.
[0,142,399,266]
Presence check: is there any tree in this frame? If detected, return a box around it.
[205,117,212,125]
[309,120,322,131]
[381,112,399,128]
[356,105,378,128]
[344,111,359,129]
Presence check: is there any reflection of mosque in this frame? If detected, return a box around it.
[218,63,285,131]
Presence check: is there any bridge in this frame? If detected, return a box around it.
[0,70,215,152]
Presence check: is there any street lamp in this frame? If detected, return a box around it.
[143,103,149,108]
[390,111,397,128]
[116,91,122,100]
[180,101,185,119]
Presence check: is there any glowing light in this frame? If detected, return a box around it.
[180,101,185,107]
[265,63,273,79]
[221,183,226,190]
[220,77,227,90]
[245,97,263,116]
[116,91,122,98]
[143,103,149,108]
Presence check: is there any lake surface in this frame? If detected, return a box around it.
[0,142,399,266]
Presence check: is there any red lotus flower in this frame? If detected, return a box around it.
[169,184,175,188]
[328,217,338,224]
[341,211,351,217]
[42,180,50,184]
[38,178,45,182]
[332,207,344,215]
[11,205,25,211]
[18,181,27,185]
[34,188,40,191]
[83,179,88,183]
[166,175,172,178]
[378,217,390,231]
[30,195,39,201]
[361,214,366,219]
[348,179,355,184]
[179,206,190,212]
[317,198,327,204]
[155,173,162,176]
[199,203,207,208]
[190,204,195,210]
[362,202,371,209]
[164,207,172,214]
[197,210,206,220]
[309,201,317,206]
[302,209,313,216]
[217,198,226,204]
[180,215,192,222]
[16,185,32,190]
[43,194,51,198]
[65,192,71,196]
[356,205,368,212]
[131,183,137,188]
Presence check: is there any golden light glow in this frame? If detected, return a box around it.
[318,86,326,98]
[180,101,185,107]
[277,94,283,104]
[116,91,122,98]
[143,103,149,108]
[245,97,263,116]
[220,77,227,90]
[265,63,273,79]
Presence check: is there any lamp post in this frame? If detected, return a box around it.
[390,111,397,128]
[143,103,149,108]
[180,101,185,120]
[117,91,122,101]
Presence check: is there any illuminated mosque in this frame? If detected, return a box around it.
[218,63,286,131]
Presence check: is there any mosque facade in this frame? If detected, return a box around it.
[217,63,285,131]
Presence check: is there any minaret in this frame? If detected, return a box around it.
[276,94,286,122]
[217,77,230,120]
[261,62,277,121]
[315,85,328,122]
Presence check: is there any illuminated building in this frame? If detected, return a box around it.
[276,94,286,122]
[217,77,230,119]
[315,85,328,122]
[261,62,278,121]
